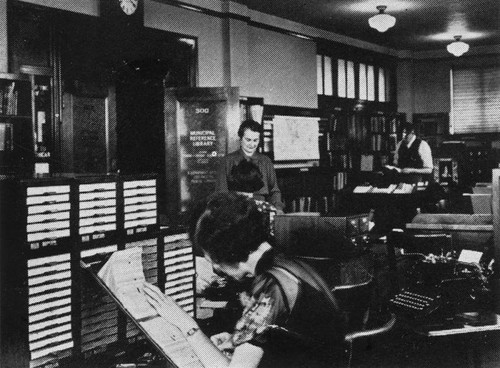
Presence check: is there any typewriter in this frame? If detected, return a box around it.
[390,251,493,322]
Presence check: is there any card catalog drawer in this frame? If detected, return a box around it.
[29,315,71,333]
[28,202,71,215]
[80,198,116,210]
[123,187,156,197]
[165,268,195,281]
[30,340,73,360]
[124,218,156,229]
[123,179,156,189]
[28,270,71,286]
[28,254,70,267]
[164,247,192,259]
[80,191,116,201]
[29,280,71,296]
[27,194,70,206]
[27,229,71,243]
[29,323,72,343]
[79,223,116,235]
[79,215,116,227]
[124,210,157,221]
[79,182,116,192]
[124,202,157,213]
[29,305,71,323]
[27,185,70,196]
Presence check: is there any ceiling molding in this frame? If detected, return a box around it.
[398,44,500,60]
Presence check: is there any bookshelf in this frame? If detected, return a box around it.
[0,73,33,176]
[258,104,404,213]
[0,71,54,177]
[413,113,449,151]
[320,108,404,182]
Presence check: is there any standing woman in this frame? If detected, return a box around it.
[216,120,284,213]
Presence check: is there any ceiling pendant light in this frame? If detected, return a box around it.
[447,35,470,57]
[368,5,396,33]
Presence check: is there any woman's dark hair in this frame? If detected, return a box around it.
[188,192,267,264]
[227,159,264,192]
[237,119,262,139]
[399,122,416,134]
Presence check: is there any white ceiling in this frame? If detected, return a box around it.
[232,0,500,52]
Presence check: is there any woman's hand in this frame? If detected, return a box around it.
[210,332,234,357]
[143,283,198,335]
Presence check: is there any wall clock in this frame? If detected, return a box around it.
[100,0,144,28]
[119,0,139,15]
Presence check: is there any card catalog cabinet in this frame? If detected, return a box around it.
[79,245,119,358]
[124,237,159,343]
[123,178,158,236]
[0,174,193,367]
[26,184,71,247]
[78,180,117,243]
[28,253,73,365]
[0,179,74,368]
[163,233,196,317]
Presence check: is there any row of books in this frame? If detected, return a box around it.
[320,132,398,153]
[325,114,400,134]
[284,195,338,214]
[1,82,20,116]
[369,116,399,133]
[320,152,351,170]
[370,133,398,152]
[333,171,348,191]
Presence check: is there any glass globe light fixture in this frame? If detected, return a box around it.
[447,35,470,57]
[368,5,396,33]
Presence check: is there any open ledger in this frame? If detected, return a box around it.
[80,247,205,368]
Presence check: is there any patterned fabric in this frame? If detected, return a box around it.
[215,149,284,210]
[228,252,345,368]
[255,199,277,237]
[231,294,275,346]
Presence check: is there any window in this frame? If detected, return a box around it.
[324,56,333,96]
[451,66,500,134]
[359,63,367,100]
[317,53,392,103]
[317,55,333,96]
[347,61,355,99]
[378,68,386,102]
[316,55,323,95]
[367,65,375,101]
[338,59,346,98]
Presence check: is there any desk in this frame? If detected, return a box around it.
[337,191,427,232]
[407,314,500,368]
[405,223,493,232]
[413,314,500,337]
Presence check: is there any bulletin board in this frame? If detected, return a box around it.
[272,115,320,161]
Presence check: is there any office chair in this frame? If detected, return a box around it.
[276,255,396,368]
[332,277,397,368]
